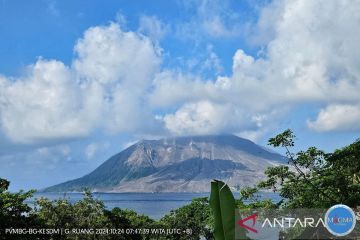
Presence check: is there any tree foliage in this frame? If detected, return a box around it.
[35,190,109,239]
[0,178,213,240]
[250,129,360,208]
[0,179,41,239]
[160,197,213,240]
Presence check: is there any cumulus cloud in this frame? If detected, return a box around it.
[157,0,360,134]
[73,23,160,86]
[0,59,100,143]
[164,101,232,135]
[0,23,161,144]
[235,0,360,128]
[307,104,360,132]
[163,100,267,136]
[2,0,360,148]
[73,23,162,133]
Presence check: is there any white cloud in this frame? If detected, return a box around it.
[195,0,242,38]
[115,12,127,27]
[85,143,98,159]
[73,23,162,133]
[157,0,360,134]
[164,101,229,135]
[82,24,163,133]
[163,100,261,136]
[202,16,240,38]
[122,140,138,150]
[73,23,160,86]
[26,144,71,167]
[237,130,265,143]
[2,0,360,147]
[0,23,162,144]
[249,0,360,104]
[0,59,100,143]
[175,0,244,40]
[307,104,360,132]
[138,15,168,42]
[149,70,228,108]
[201,44,223,74]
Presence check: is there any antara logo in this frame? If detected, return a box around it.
[236,205,358,238]
[237,213,258,233]
[237,213,327,233]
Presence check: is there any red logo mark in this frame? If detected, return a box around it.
[237,213,258,233]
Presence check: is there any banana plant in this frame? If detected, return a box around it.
[209,180,236,240]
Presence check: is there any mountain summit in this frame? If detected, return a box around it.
[45,135,286,192]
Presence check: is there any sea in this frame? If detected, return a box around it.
[27,192,280,220]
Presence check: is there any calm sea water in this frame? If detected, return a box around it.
[27,192,280,220]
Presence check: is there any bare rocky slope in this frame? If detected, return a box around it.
[44,135,286,192]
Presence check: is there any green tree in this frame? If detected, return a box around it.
[160,197,213,240]
[253,129,360,208]
[0,178,42,240]
[35,190,109,240]
[210,131,359,240]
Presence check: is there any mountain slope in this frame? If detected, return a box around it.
[45,135,286,192]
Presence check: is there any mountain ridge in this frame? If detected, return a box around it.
[44,134,286,192]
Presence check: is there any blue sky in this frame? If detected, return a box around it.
[0,0,359,191]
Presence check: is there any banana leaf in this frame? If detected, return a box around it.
[210,180,236,240]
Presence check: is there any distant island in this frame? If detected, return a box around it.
[44,135,286,192]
